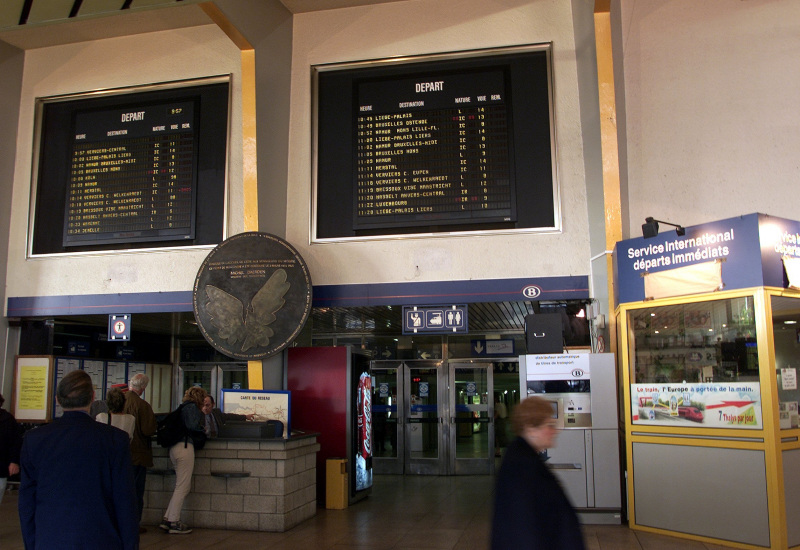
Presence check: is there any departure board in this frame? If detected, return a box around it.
[354,70,515,230]
[64,102,197,246]
[314,46,556,240]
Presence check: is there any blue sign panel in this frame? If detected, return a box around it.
[402,305,468,334]
[613,213,800,304]
[108,314,131,341]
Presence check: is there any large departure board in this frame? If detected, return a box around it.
[355,70,515,229]
[65,102,197,246]
[31,78,229,255]
[314,45,557,241]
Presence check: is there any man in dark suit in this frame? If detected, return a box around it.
[18,369,138,549]
[201,395,253,437]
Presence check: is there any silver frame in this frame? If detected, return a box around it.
[310,43,561,243]
[27,74,233,258]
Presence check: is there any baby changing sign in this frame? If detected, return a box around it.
[631,382,762,429]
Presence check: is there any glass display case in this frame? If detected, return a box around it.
[772,295,800,430]
[627,295,763,429]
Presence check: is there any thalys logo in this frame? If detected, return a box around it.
[522,285,542,299]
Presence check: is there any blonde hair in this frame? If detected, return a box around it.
[183,386,207,408]
[511,396,556,436]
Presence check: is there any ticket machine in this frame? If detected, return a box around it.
[519,353,621,524]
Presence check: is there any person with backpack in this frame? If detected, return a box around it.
[159,386,206,535]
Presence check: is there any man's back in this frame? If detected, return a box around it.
[124,390,156,467]
[19,411,138,550]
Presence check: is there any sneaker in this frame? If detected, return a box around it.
[168,521,192,534]
[158,519,170,532]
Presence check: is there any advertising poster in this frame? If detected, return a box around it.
[14,356,54,422]
[221,389,290,437]
[631,382,762,429]
[355,371,373,492]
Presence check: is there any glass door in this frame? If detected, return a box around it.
[370,361,404,475]
[405,360,448,475]
[449,360,494,475]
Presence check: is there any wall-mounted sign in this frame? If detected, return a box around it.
[614,213,800,304]
[108,314,131,341]
[13,356,54,422]
[471,339,515,356]
[402,304,468,334]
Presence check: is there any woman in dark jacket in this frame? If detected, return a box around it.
[0,392,22,504]
[159,386,206,535]
[491,396,586,550]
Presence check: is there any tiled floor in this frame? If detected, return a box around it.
[1,475,737,549]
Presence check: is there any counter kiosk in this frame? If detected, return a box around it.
[614,213,800,549]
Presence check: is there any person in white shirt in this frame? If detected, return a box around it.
[96,388,135,441]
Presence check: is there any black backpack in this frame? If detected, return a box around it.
[156,403,189,448]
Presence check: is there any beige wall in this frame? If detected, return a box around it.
[285,0,594,285]
[619,0,800,236]
[5,24,242,299]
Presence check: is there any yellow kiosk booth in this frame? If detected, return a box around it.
[614,213,800,549]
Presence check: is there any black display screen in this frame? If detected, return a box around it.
[65,101,198,246]
[315,45,556,240]
[32,78,228,254]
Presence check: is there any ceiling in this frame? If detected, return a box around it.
[0,0,403,49]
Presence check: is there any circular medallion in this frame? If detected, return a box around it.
[193,232,312,360]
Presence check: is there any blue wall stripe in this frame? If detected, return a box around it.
[6,276,589,317]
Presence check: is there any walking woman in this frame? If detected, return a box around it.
[491,396,585,549]
[160,386,206,535]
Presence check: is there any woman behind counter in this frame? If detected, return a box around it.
[160,386,206,535]
[491,396,586,550]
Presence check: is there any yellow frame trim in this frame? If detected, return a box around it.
[593,0,622,356]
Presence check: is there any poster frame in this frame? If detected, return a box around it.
[13,355,55,422]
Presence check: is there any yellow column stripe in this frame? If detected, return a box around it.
[200,3,263,389]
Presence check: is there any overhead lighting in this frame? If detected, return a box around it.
[642,217,686,238]
[785,320,798,325]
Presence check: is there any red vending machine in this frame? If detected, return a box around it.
[286,346,373,505]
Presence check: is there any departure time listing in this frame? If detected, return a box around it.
[64,102,196,245]
[354,70,515,230]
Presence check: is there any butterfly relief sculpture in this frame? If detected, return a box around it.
[205,269,291,352]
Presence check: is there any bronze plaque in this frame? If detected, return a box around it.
[193,232,312,360]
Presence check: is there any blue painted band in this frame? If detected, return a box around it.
[7,275,589,317]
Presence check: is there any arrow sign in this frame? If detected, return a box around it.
[471,339,515,356]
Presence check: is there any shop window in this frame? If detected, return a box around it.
[628,297,763,429]
[773,295,800,429]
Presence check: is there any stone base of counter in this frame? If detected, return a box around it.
[143,436,319,532]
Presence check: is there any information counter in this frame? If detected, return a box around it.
[143,432,319,532]
[614,213,800,549]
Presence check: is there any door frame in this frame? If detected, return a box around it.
[403,360,448,475]
[448,359,495,475]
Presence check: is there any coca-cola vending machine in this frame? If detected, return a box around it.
[286,346,373,504]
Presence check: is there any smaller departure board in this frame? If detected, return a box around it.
[355,70,515,230]
[63,102,197,246]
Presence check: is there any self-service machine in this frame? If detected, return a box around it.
[519,353,621,524]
